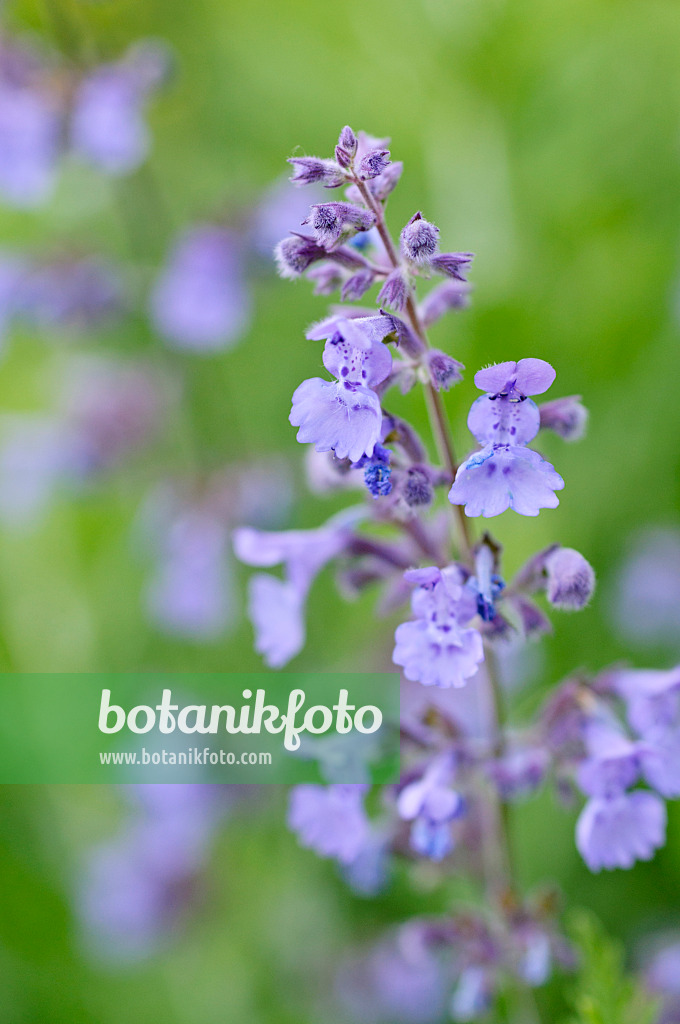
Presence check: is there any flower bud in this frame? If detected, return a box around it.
[538,396,588,442]
[377,268,408,312]
[400,212,439,264]
[545,547,595,610]
[287,156,345,188]
[430,251,474,281]
[337,125,357,157]
[358,149,391,180]
[426,350,464,391]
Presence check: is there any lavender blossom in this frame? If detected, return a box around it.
[78,784,226,960]
[70,41,169,175]
[146,510,234,640]
[288,784,370,864]
[0,42,60,207]
[449,359,565,518]
[16,256,124,335]
[233,507,363,667]
[150,226,251,351]
[290,321,392,462]
[575,791,666,872]
[612,528,680,647]
[393,566,484,688]
[397,756,464,859]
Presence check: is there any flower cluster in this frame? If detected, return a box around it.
[232,122,680,1020]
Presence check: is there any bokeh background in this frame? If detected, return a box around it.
[1,0,680,1020]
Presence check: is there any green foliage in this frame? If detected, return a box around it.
[565,911,660,1024]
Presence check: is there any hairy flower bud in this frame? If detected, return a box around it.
[358,149,391,180]
[402,467,433,508]
[338,125,358,157]
[539,396,588,442]
[426,350,464,391]
[287,156,345,188]
[377,268,409,312]
[430,251,474,281]
[274,234,328,277]
[305,202,375,249]
[341,269,375,302]
[545,547,595,610]
[400,212,439,265]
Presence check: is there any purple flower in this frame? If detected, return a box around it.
[78,784,225,961]
[575,791,666,871]
[274,233,364,278]
[17,257,123,334]
[377,268,409,312]
[70,42,169,175]
[0,44,60,207]
[59,357,163,475]
[233,507,362,667]
[288,784,369,864]
[449,359,564,518]
[612,529,680,647]
[449,445,564,518]
[487,745,548,801]
[430,252,474,281]
[290,323,392,463]
[246,575,305,668]
[150,226,251,351]
[146,511,233,640]
[576,722,640,798]
[450,966,494,1022]
[358,148,391,181]
[337,926,447,1024]
[398,756,464,860]
[611,667,680,737]
[393,566,484,688]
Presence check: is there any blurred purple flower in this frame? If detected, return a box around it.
[17,256,124,335]
[146,510,234,640]
[612,529,680,648]
[78,784,226,961]
[288,783,370,864]
[233,507,362,667]
[575,790,666,871]
[150,225,252,352]
[0,42,60,207]
[70,41,170,175]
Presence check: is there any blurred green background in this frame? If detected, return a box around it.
[1,0,680,1020]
